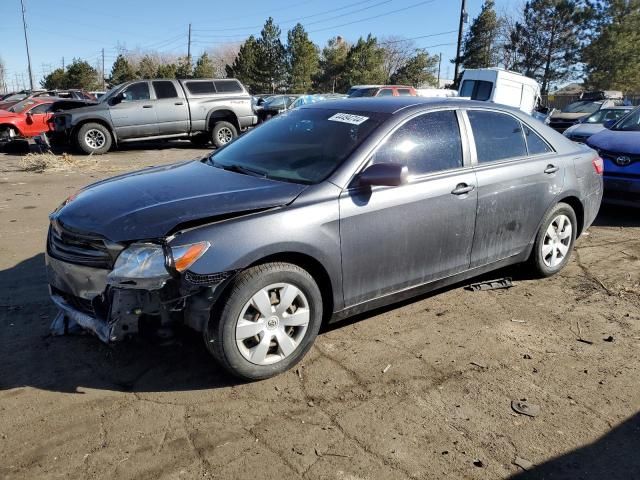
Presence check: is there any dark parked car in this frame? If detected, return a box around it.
[47,98,603,380]
[257,94,299,122]
[587,106,640,207]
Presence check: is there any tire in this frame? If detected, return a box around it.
[211,121,237,148]
[190,133,210,147]
[76,122,112,155]
[530,202,577,277]
[204,262,323,380]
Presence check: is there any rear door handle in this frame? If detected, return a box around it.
[451,183,475,195]
[142,105,153,108]
[174,102,184,105]
[544,164,559,174]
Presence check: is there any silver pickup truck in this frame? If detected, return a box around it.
[52,78,257,154]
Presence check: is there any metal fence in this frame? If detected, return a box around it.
[541,94,640,109]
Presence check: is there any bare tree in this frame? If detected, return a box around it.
[207,43,242,77]
[495,2,524,71]
[379,36,418,83]
[0,57,7,93]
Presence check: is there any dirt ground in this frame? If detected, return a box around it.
[1,142,639,480]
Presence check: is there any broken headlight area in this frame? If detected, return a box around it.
[48,239,230,343]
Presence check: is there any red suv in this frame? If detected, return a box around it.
[347,85,417,98]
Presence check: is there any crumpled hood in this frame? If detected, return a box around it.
[587,129,640,155]
[564,123,604,137]
[550,112,589,121]
[52,159,307,242]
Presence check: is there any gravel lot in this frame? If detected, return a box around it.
[1,143,639,480]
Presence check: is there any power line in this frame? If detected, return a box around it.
[378,30,458,45]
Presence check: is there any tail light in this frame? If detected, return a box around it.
[592,156,604,175]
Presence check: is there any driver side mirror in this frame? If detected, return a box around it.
[110,92,125,105]
[358,163,408,187]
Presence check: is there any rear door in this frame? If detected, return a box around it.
[151,80,189,135]
[109,81,158,139]
[339,109,478,306]
[464,109,562,267]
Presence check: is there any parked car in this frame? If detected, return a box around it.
[563,106,634,143]
[257,94,300,122]
[51,78,257,154]
[347,85,417,97]
[548,99,624,133]
[587,106,640,207]
[289,93,347,109]
[458,68,540,115]
[46,97,602,380]
[0,97,95,142]
[0,89,95,111]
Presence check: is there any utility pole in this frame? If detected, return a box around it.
[187,23,192,62]
[20,0,34,90]
[453,0,467,86]
[101,48,106,89]
[437,52,442,87]
[62,57,65,70]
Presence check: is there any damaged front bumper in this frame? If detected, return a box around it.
[46,251,233,343]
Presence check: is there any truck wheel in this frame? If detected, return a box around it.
[204,262,323,380]
[76,123,112,155]
[211,121,237,148]
[190,133,210,147]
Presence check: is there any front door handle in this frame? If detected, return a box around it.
[174,102,184,105]
[142,105,153,108]
[544,164,559,174]
[451,183,475,195]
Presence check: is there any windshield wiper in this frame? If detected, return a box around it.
[210,160,266,178]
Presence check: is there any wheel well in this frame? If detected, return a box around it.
[0,124,21,136]
[558,196,585,236]
[73,119,115,144]
[207,109,239,132]
[249,252,335,322]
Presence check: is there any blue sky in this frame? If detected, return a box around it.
[2,0,512,90]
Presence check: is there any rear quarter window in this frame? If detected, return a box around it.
[185,81,216,95]
[523,125,553,155]
[214,80,243,93]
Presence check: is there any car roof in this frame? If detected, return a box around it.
[301,97,516,115]
[603,106,634,110]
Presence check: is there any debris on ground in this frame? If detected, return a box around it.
[523,354,532,360]
[470,361,487,369]
[511,399,541,417]
[511,319,526,323]
[473,459,484,467]
[570,321,594,345]
[382,364,391,373]
[604,335,614,342]
[465,278,513,292]
[18,152,81,173]
[513,456,534,471]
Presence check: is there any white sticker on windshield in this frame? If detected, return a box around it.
[328,113,369,125]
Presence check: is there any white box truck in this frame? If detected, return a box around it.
[458,68,540,115]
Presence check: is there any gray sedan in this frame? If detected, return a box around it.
[46,98,603,380]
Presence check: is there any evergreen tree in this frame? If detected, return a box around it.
[390,51,438,86]
[583,0,640,91]
[341,35,386,89]
[156,63,177,79]
[65,58,100,89]
[175,56,193,78]
[41,68,67,89]
[110,54,137,85]
[507,0,588,94]
[193,52,215,78]
[137,55,158,79]
[286,23,319,93]
[225,35,260,92]
[314,36,350,92]
[253,17,287,92]
[461,0,501,69]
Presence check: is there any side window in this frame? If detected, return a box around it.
[372,110,463,176]
[397,88,412,96]
[29,104,51,114]
[467,110,527,163]
[460,80,493,101]
[214,80,243,93]
[377,89,394,97]
[523,125,552,155]
[185,81,216,95]
[122,82,150,101]
[152,81,178,99]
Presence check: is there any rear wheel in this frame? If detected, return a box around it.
[211,121,237,148]
[76,122,112,155]
[530,202,577,277]
[204,262,323,380]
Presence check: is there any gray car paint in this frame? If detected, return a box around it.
[46,97,603,339]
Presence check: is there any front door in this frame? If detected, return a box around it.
[464,109,564,267]
[339,110,478,307]
[23,103,53,136]
[109,81,158,139]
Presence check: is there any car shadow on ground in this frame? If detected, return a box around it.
[509,411,640,479]
[0,205,636,395]
[592,204,640,228]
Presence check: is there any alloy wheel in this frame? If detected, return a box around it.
[85,129,106,149]
[217,127,233,144]
[541,214,572,268]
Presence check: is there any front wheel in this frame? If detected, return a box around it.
[205,262,323,380]
[530,202,577,277]
[211,121,237,148]
[76,122,112,155]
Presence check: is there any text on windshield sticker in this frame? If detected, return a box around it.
[327,113,369,125]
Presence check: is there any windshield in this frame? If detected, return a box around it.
[584,108,631,124]
[207,108,389,184]
[348,88,379,98]
[612,108,640,132]
[562,101,602,114]
[8,99,37,113]
[3,93,28,102]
